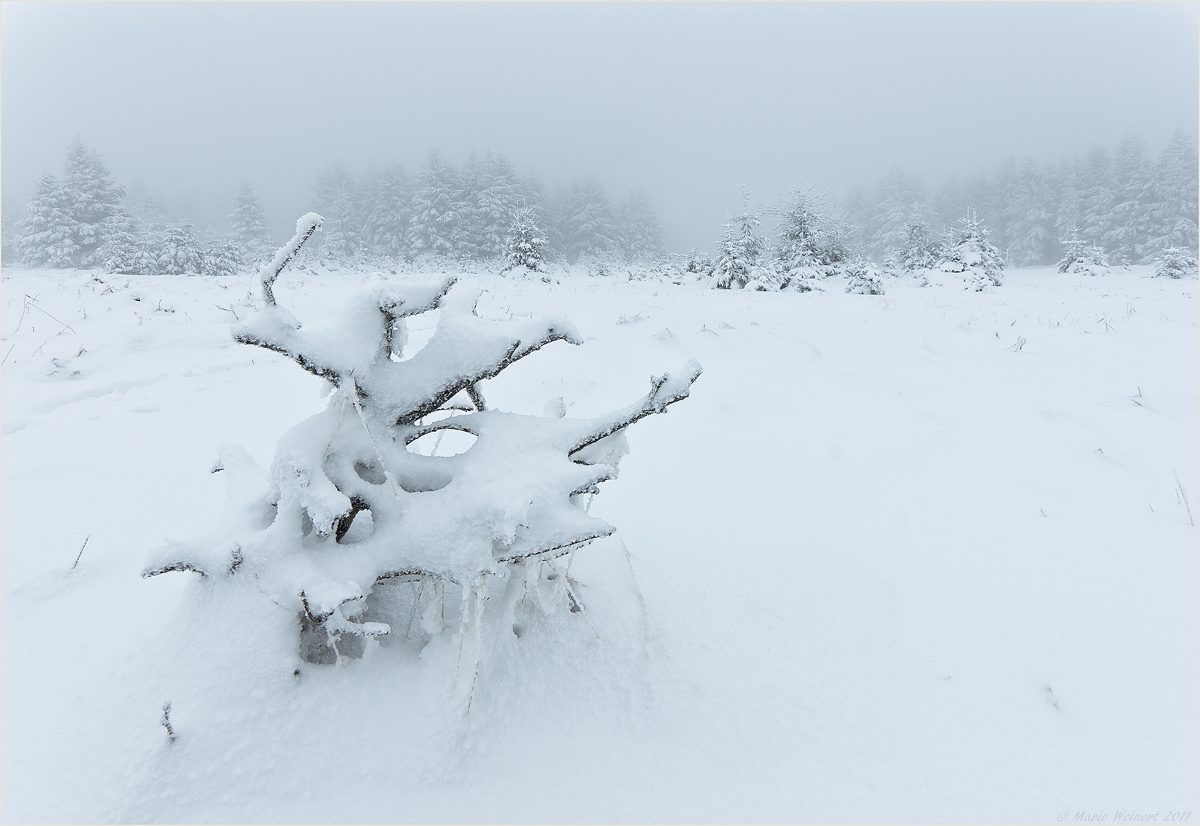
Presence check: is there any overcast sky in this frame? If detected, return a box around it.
[3,1,1197,251]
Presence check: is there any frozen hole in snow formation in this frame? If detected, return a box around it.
[406,428,477,457]
[354,461,386,485]
[337,508,373,544]
[392,309,438,362]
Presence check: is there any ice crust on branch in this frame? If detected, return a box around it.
[146,214,701,666]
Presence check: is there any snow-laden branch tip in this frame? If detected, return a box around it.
[254,212,322,306]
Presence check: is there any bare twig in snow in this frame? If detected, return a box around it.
[161,702,176,743]
[1173,469,1194,526]
[71,535,91,569]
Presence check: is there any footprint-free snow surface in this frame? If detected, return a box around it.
[2,265,1197,823]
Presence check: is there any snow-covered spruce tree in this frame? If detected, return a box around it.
[1153,247,1198,279]
[711,189,769,289]
[1056,231,1108,276]
[465,153,522,261]
[936,211,1005,291]
[314,164,364,265]
[894,218,941,273]
[560,179,619,264]
[409,150,460,262]
[616,190,665,263]
[202,239,242,278]
[502,203,549,272]
[1141,130,1200,263]
[869,168,931,261]
[813,209,855,272]
[1102,134,1154,264]
[62,139,126,267]
[1000,157,1056,267]
[95,210,143,274]
[229,182,273,266]
[144,213,702,673]
[364,164,411,262]
[13,173,80,268]
[134,233,166,276]
[158,222,204,275]
[1076,145,1115,250]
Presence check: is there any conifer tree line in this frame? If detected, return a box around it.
[841,130,1198,267]
[8,140,666,274]
[307,150,664,267]
[9,133,1195,274]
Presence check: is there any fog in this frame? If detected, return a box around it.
[3,1,1197,252]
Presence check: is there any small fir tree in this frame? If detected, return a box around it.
[502,204,549,272]
[711,189,769,289]
[1056,230,1108,276]
[772,184,827,286]
[936,211,1005,290]
[895,218,941,272]
[844,258,885,295]
[1153,247,1198,279]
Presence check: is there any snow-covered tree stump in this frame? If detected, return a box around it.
[144,213,702,670]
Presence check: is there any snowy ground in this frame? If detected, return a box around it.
[2,264,1197,824]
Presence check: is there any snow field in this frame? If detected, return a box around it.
[2,265,1197,823]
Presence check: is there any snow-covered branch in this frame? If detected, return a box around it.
[255,212,322,306]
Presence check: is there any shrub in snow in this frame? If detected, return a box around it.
[936,211,1004,291]
[630,257,686,285]
[578,251,626,279]
[711,191,769,289]
[501,204,548,273]
[1153,247,1199,279]
[844,258,885,295]
[144,213,702,675]
[1056,235,1109,276]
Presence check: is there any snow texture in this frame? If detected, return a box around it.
[2,257,1195,825]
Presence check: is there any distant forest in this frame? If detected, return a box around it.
[5,143,664,274]
[5,130,1196,274]
[840,130,1198,267]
